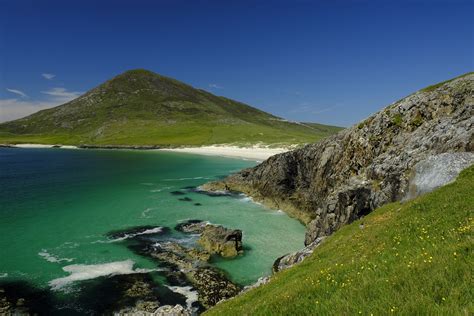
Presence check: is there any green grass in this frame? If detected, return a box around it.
[0,69,341,146]
[206,166,474,315]
[420,72,473,92]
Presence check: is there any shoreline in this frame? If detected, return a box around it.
[160,145,290,161]
[0,143,292,161]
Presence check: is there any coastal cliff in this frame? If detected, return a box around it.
[203,73,473,245]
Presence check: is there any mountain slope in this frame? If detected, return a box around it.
[203,72,473,242]
[206,166,474,315]
[0,69,341,146]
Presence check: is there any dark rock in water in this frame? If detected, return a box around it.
[194,203,202,206]
[106,225,168,241]
[76,273,172,314]
[145,240,240,309]
[187,267,240,308]
[202,73,474,246]
[170,190,186,196]
[152,242,211,270]
[191,186,234,197]
[0,281,54,315]
[179,197,193,202]
[175,220,208,234]
[198,225,243,258]
[181,186,197,190]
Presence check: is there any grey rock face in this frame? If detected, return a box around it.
[405,152,474,200]
[273,237,325,273]
[153,304,191,316]
[203,74,473,246]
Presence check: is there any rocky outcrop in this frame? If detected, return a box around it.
[203,73,474,246]
[176,220,244,258]
[405,152,474,200]
[198,225,243,258]
[153,304,190,315]
[149,241,240,309]
[273,237,326,273]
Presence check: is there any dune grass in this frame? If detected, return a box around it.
[206,166,474,315]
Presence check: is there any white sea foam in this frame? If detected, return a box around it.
[164,176,209,181]
[0,273,8,278]
[141,207,155,218]
[140,183,155,186]
[49,259,159,290]
[92,226,163,244]
[59,241,80,249]
[166,285,199,310]
[38,249,74,263]
[108,226,163,242]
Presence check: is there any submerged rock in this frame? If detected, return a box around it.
[175,220,208,234]
[198,225,243,258]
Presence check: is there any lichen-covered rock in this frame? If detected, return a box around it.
[198,225,243,258]
[187,268,241,308]
[405,152,474,200]
[146,240,241,309]
[175,220,208,234]
[151,242,210,270]
[153,304,190,315]
[203,73,473,245]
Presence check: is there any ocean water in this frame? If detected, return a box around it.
[0,148,305,313]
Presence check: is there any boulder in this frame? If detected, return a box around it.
[198,225,243,258]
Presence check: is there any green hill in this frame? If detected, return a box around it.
[0,69,341,146]
[206,166,474,315]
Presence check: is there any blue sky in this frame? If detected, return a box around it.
[0,0,472,125]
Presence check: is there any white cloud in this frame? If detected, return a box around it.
[42,73,56,80]
[41,87,82,103]
[208,83,223,89]
[6,88,28,98]
[0,99,57,123]
[0,87,83,123]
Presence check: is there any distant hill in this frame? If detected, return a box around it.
[0,69,341,146]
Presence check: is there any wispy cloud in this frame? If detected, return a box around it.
[208,83,223,89]
[41,73,56,80]
[41,87,82,102]
[0,99,56,123]
[0,87,83,123]
[6,88,28,98]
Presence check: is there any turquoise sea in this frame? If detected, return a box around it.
[0,148,305,313]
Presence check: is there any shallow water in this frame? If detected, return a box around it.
[0,148,305,313]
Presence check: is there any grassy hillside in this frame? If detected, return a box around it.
[0,69,340,146]
[206,166,474,315]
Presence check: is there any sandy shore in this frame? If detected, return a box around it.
[160,145,291,161]
[2,143,291,161]
[8,144,79,149]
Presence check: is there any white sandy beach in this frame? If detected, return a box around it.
[10,144,78,149]
[160,145,291,161]
[3,143,291,161]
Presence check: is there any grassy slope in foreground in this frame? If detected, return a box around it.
[0,69,342,146]
[206,166,474,315]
